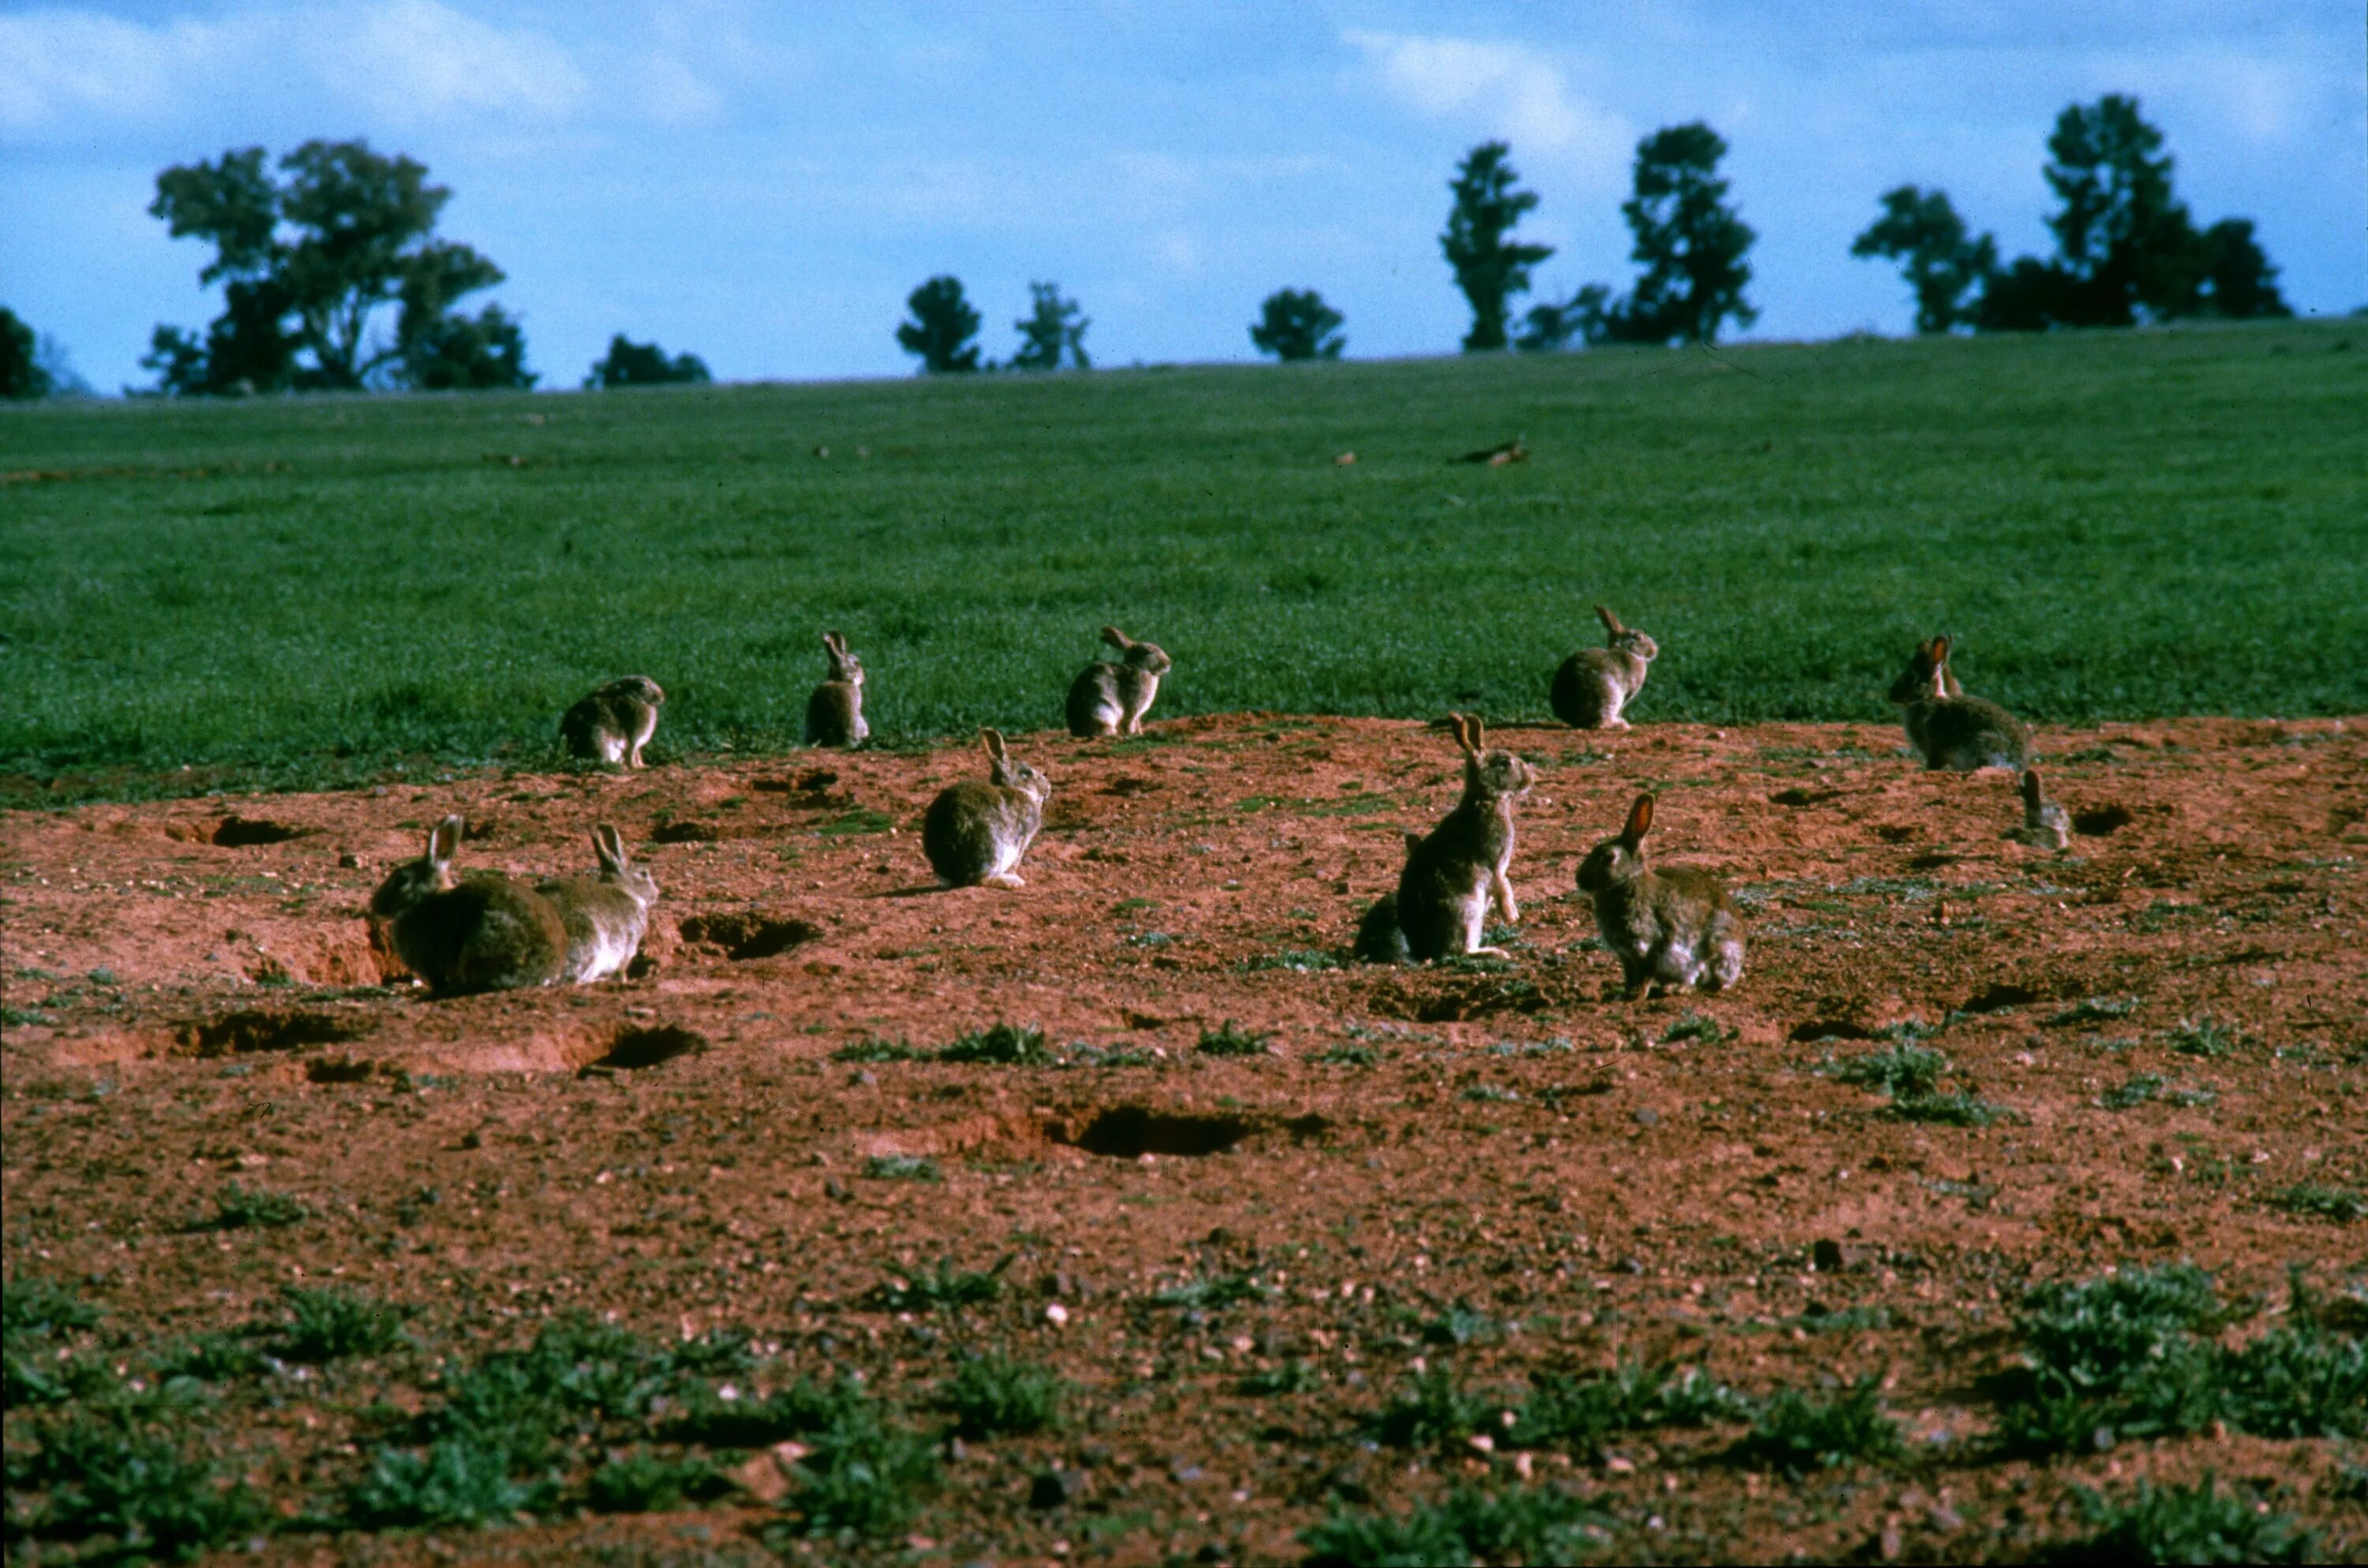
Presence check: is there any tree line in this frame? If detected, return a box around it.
[0,95,2292,402]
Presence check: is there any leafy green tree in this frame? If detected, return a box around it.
[1594,122,1757,345]
[144,139,524,394]
[1010,282,1089,371]
[1850,185,1998,334]
[586,334,712,388]
[1514,285,1609,353]
[1,307,54,399]
[1441,142,1553,352]
[1249,288,1345,361]
[897,276,983,373]
[2190,219,2290,319]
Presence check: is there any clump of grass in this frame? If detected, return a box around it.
[1459,1083,1519,1103]
[1885,1090,2017,1127]
[1662,1012,1732,1044]
[1237,1360,1320,1396]
[665,1374,870,1447]
[202,1181,309,1230]
[832,1037,922,1063]
[583,1450,724,1514]
[2100,1073,2216,1111]
[937,1354,1067,1438]
[270,1285,410,1364]
[863,1154,939,1183]
[2047,996,2141,1026]
[347,1435,545,1527]
[152,1330,267,1382]
[1514,1361,1751,1456]
[14,1416,270,1558]
[1363,1369,1508,1449]
[863,1257,1010,1314]
[2038,1476,2316,1565]
[2,1276,101,1340]
[1154,1271,1274,1312]
[1818,1041,1949,1098]
[935,1022,1050,1065]
[1302,1483,1611,1566]
[2164,1016,2249,1059]
[2263,1183,2365,1223]
[1728,1376,1905,1474]
[1196,1020,1272,1057]
[769,1409,939,1542]
[1320,1043,1380,1066]
[1240,946,1339,972]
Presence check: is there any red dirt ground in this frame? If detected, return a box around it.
[3,713,2362,1564]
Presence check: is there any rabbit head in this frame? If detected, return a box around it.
[1595,604,1659,664]
[1103,625,1173,677]
[983,727,1052,806]
[1576,794,1656,894]
[1887,638,1953,705]
[370,815,465,919]
[1452,713,1533,804]
[591,823,659,907]
[822,631,864,688]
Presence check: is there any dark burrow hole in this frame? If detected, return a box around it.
[587,1024,707,1072]
[650,820,721,844]
[1064,1108,1254,1159]
[179,1009,369,1057]
[2073,805,2134,836]
[1789,1019,1881,1043]
[212,816,304,847]
[677,913,823,960]
[1959,982,2042,1015]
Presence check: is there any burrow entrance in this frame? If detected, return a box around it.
[177,1009,371,1057]
[678,912,823,960]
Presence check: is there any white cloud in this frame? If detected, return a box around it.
[1343,29,1632,188]
[313,1,588,125]
[0,9,229,133]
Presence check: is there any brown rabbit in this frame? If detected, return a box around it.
[1355,713,1534,963]
[2006,769,2071,850]
[1575,793,1746,997]
[1551,604,1658,729]
[1066,626,1171,736]
[922,728,1053,888]
[369,816,568,995]
[537,825,660,982]
[560,676,665,768]
[1887,637,2028,772]
[804,631,868,747]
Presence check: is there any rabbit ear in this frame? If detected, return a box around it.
[1594,604,1624,634]
[1444,712,1474,757]
[980,727,1007,761]
[1100,625,1132,651]
[1622,794,1655,843]
[1930,634,1952,664]
[821,631,840,653]
[594,823,626,870]
[2021,770,2044,808]
[429,815,463,866]
[1466,714,1488,750]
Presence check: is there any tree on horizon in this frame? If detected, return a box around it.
[1250,289,1346,361]
[1441,142,1553,353]
[1010,282,1090,371]
[897,276,983,373]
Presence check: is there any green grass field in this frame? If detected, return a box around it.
[4,319,2362,801]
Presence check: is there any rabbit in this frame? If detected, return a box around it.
[560,676,665,768]
[536,824,660,982]
[1356,713,1534,962]
[1066,626,1171,736]
[2007,769,2071,850]
[804,631,869,747]
[1551,604,1659,729]
[369,815,569,995]
[1887,636,2029,772]
[923,728,1054,888]
[1576,793,1746,998]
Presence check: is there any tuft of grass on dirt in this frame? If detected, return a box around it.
[268,1285,411,1364]
[935,1022,1051,1065]
[1817,1041,1949,1098]
[862,1154,940,1183]
[936,1353,1068,1439]
[1301,1482,1613,1566]
[10,1415,271,1559]
[1238,946,1341,972]
[1513,1361,1752,1458]
[583,1450,725,1514]
[2100,1072,2216,1111]
[199,1181,309,1231]
[1727,1376,1905,1474]
[2036,1476,2318,1565]
[1362,1369,1510,1450]
[2263,1183,2366,1223]
[1196,1020,1272,1057]
[1883,1088,2018,1126]
[2164,1016,2251,1059]
[832,1036,924,1063]
[864,1257,1010,1314]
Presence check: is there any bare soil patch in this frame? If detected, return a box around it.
[3,714,2362,1563]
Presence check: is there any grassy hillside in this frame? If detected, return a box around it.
[3,319,2362,799]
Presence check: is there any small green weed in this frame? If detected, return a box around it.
[665,1375,869,1447]
[2,1275,101,1338]
[2048,996,2141,1027]
[1514,1361,1751,1456]
[1885,1090,2016,1126]
[347,1435,544,1527]
[2263,1183,2365,1223]
[1459,1083,1519,1103]
[583,1450,724,1513]
[832,1037,922,1063]
[2165,1016,2249,1059]
[1301,1482,1610,1566]
[1154,1271,1274,1312]
[1239,946,1340,972]
[2039,1476,2316,1565]
[202,1181,309,1230]
[15,1416,269,1559]
[1363,1369,1507,1449]
[1728,1376,1905,1474]
[271,1285,410,1363]
[2101,1073,2216,1111]
[1818,1042,1949,1098]
[863,1154,940,1182]
[1236,1360,1320,1396]
[1320,1043,1380,1066]
[938,1353,1066,1438]
[1662,1012,1733,1044]
[1196,1020,1272,1057]
[772,1411,939,1541]
[1420,1304,1502,1347]
[864,1257,1009,1314]
[936,1022,1051,1065]
[152,1330,267,1381]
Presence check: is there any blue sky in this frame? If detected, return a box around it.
[5,1,2362,392]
